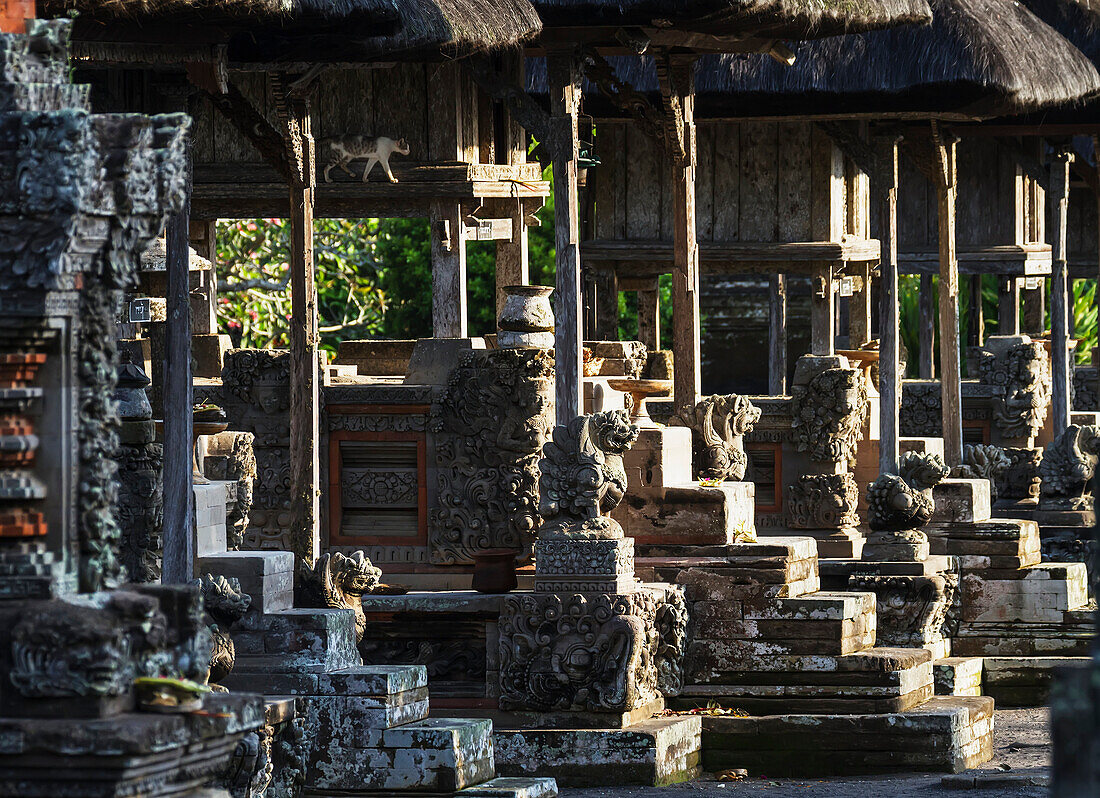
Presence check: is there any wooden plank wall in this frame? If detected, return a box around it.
[593,120,851,246]
[897,137,1031,251]
[189,63,479,171]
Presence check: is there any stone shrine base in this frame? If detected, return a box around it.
[492,716,702,787]
[0,692,263,798]
[933,654,1093,706]
[701,695,994,776]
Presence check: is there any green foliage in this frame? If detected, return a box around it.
[378,164,557,339]
[216,218,385,354]
[617,274,673,349]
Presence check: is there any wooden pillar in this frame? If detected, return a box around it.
[918,272,935,378]
[875,135,901,474]
[1051,148,1073,436]
[637,279,661,353]
[495,199,529,323]
[593,266,619,340]
[547,49,583,423]
[430,200,467,337]
[494,51,530,322]
[849,264,872,348]
[769,273,787,394]
[657,54,701,414]
[810,264,835,356]
[1023,280,1045,335]
[162,151,194,585]
[287,97,320,568]
[999,276,1021,335]
[968,274,984,348]
[933,126,963,466]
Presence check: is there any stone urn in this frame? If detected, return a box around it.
[498,285,554,349]
[471,549,518,593]
[606,378,672,428]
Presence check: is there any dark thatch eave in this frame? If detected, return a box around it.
[531,0,932,38]
[39,0,542,63]
[528,0,1100,120]
[1017,1,1100,66]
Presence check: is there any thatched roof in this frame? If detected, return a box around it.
[1017,1,1100,65]
[532,0,932,38]
[39,0,542,62]
[528,0,1100,120]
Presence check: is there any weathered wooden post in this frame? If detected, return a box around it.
[875,135,901,474]
[547,48,583,423]
[932,122,963,466]
[968,274,984,347]
[286,93,320,567]
[999,276,1021,335]
[162,144,194,584]
[919,272,935,378]
[769,273,788,394]
[1050,146,1073,436]
[637,278,661,353]
[430,199,468,337]
[810,264,834,356]
[657,52,701,414]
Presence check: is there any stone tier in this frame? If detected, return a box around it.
[927,480,1094,657]
[0,692,263,797]
[493,716,701,787]
[202,551,554,796]
[702,696,994,776]
[640,539,938,715]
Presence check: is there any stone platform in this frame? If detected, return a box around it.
[701,696,994,776]
[492,716,702,787]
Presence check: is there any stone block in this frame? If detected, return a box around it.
[931,479,991,524]
[382,717,494,760]
[900,437,945,458]
[620,425,692,495]
[493,716,700,787]
[197,550,295,613]
[406,338,486,385]
[701,696,993,775]
[316,665,428,696]
[458,776,559,798]
[933,657,983,696]
[192,333,231,378]
[982,656,1091,707]
[335,338,417,376]
[615,482,755,546]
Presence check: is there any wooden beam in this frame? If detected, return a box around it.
[494,51,531,322]
[999,136,1049,192]
[200,78,293,182]
[1022,280,1045,335]
[932,122,963,466]
[815,121,876,179]
[875,135,901,473]
[548,49,584,423]
[1050,148,1073,437]
[466,52,550,146]
[286,96,320,568]
[849,264,872,348]
[657,51,701,414]
[582,238,880,264]
[162,151,194,585]
[593,265,619,340]
[769,273,788,395]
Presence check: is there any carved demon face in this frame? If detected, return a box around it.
[591,409,639,454]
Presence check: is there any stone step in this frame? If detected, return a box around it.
[458,776,559,798]
[925,518,1041,568]
[702,696,994,776]
[981,656,1092,707]
[960,562,1089,625]
[221,606,360,675]
[933,657,984,696]
[492,716,701,787]
[679,647,934,715]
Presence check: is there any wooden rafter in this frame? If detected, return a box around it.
[196,76,294,183]
[466,55,551,147]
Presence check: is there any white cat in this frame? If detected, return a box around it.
[321,135,410,183]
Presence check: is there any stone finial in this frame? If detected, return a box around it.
[791,362,868,467]
[297,551,381,644]
[671,394,760,482]
[1039,424,1100,511]
[867,452,950,531]
[538,409,639,539]
[953,443,1011,501]
[193,573,252,690]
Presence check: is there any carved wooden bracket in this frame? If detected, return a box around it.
[582,47,667,153]
[196,77,294,183]
[271,72,315,190]
[466,55,550,147]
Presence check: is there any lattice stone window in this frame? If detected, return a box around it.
[746,443,781,513]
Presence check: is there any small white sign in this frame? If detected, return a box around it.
[838,277,854,297]
[129,298,152,324]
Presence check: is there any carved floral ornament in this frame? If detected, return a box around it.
[791,367,868,467]
[429,348,554,564]
[786,473,860,530]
